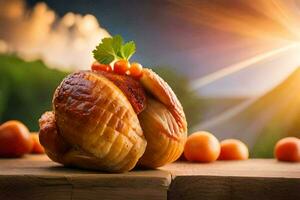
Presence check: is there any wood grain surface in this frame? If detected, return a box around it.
[162,160,300,200]
[0,155,300,200]
[0,155,170,200]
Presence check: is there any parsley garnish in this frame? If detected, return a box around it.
[93,35,136,64]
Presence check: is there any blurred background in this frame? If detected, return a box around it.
[1,0,300,157]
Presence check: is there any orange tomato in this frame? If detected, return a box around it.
[0,120,33,157]
[30,133,45,154]
[129,62,143,78]
[184,131,220,162]
[274,137,300,162]
[91,61,112,72]
[218,139,249,160]
[107,65,113,72]
[114,60,130,75]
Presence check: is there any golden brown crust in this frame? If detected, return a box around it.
[138,98,186,167]
[39,68,187,171]
[53,70,144,137]
[41,71,147,172]
[137,68,187,168]
[39,111,69,163]
[140,68,187,136]
[97,71,146,114]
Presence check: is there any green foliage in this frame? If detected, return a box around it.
[248,68,300,157]
[93,35,136,64]
[0,54,68,131]
[252,118,300,158]
[251,121,284,158]
[152,67,203,132]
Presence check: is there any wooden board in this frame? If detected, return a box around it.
[161,160,300,200]
[0,155,170,200]
[0,155,300,200]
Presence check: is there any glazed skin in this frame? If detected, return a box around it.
[39,69,187,172]
[138,69,187,167]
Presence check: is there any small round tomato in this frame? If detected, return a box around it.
[105,65,113,72]
[218,139,249,160]
[114,60,130,75]
[274,137,300,162]
[0,120,33,157]
[184,131,220,162]
[129,62,143,78]
[91,61,112,72]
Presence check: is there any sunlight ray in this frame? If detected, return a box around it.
[191,43,300,89]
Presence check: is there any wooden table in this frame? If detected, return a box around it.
[0,155,299,200]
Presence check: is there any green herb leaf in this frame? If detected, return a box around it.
[112,35,123,55]
[121,41,136,60]
[93,35,136,64]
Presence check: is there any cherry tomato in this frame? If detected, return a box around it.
[184,131,220,162]
[114,60,130,75]
[129,62,143,78]
[105,65,113,72]
[218,139,249,160]
[274,137,300,162]
[91,61,112,72]
[0,120,33,157]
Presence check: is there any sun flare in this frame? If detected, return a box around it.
[166,0,300,93]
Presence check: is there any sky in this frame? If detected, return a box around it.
[2,0,300,97]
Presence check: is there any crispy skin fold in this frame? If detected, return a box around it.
[138,69,187,168]
[39,111,69,163]
[140,69,187,133]
[98,71,146,114]
[138,98,186,167]
[40,71,147,172]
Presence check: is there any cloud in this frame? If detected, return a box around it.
[0,0,110,70]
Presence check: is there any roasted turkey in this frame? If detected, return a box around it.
[39,68,187,172]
